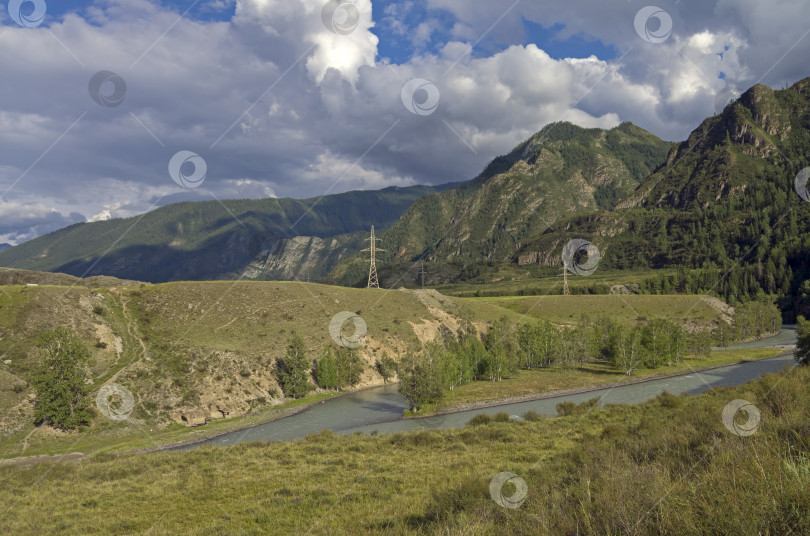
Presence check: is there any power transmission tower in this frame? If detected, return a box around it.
[562,260,570,296]
[362,226,385,288]
[419,262,426,287]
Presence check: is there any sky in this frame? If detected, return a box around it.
[1,0,809,245]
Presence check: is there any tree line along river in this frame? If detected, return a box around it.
[185,327,797,448]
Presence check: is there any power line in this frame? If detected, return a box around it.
[362,226,385,288]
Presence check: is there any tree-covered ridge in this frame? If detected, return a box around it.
[329,121,672,285]
[514,78,810,320]
[0,184,454,283]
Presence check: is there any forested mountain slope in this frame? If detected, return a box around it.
[0,185,454,283]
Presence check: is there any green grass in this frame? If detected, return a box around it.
[435,268,673,297]
[0,279,524,459]
[0,365,806,535]
[479,294,724,326]
[431,347,786,412]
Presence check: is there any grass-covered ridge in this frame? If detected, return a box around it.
[0,365,806,535]
[0,184,452,283]
[0,276,525,458]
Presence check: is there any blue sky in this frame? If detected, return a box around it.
[1,0,809,244]
[26,0,237,22]
[370,0,619,64]
[34,0,619,63]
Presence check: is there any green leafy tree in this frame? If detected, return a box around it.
[376,353,396,383]
[459,331,487,382]
[714,320,731,348]
[315,346,339,390]
[397,344,446,411]
[664,323,687,365]
[795,316,810,366]
[642,319,681,368]
[611,324,645,376]
[335,347,365,388]
[483,318,519,381]
[33,327,92,430]
[687,330,712,358]
[276,333,311,398]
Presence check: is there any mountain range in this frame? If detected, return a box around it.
[0,185,455,283]
[2,78,810,320]
[337,79,810,319]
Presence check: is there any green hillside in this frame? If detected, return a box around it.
[328,122,672,286]
[0,365,806,535]
[517,79,810,320]
[0,185,454,283]
[0,269,747,458]
[0,272,525,457]
[331,79,810,323]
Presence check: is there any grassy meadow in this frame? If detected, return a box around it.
[428,347,787,413]
[0,365,806,535]
[0,272,777,460]
[479,294,724,326]
[434,267,676,298]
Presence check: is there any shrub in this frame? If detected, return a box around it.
[657,391,683,408]
[493,412,511,422]
[556,401,576,416]
[523,410,544,422]
[466,413,493,426]
[557,398,600,417]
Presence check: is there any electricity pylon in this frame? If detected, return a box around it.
[562,260,570,296]
[363,226,385,288]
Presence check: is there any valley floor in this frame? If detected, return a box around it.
[0,365,807,535]
[414,347,786,416]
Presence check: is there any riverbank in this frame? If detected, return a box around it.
[0,390,347,464]
[163,348,791,449]
[1,365,806,535]
[406,346,791,418]
[0,346,793,463]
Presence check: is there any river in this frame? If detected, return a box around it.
[189,327,797,448]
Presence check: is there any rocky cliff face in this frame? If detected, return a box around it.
[242,234,363,281]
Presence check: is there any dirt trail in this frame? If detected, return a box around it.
[104,293,148,386]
